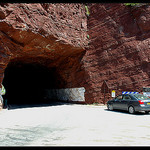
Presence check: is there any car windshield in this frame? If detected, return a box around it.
[134,94,150,100]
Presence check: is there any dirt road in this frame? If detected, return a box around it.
[0,102,150,146]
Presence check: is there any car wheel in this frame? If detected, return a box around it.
[128,106,135,114]
[107,104,113,111]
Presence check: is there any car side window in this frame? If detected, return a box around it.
[123,95,131,100]
[116,95,123,100]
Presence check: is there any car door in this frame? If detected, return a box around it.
[113,95,123,109]
[121,94,132,110]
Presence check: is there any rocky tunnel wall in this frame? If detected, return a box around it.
[0,3,89,105]
[3,59,86,104]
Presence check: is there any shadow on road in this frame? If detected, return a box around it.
[7,101,72,110]
[104,108,150,115]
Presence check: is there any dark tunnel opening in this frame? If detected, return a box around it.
[2,61,60,105]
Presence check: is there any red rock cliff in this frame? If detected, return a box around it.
[85,3,150,103]
[0,3,88,91]
[0,3,150,104]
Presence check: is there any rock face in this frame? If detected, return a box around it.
[0,3,150,104]
[0,3,89,104]
[44,87,85,102]
[85,3,150,103]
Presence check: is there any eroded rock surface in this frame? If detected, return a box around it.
[0,3,88,96]
[85,3,150,103]
[0,3,150,104]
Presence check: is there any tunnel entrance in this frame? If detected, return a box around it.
[2,61,59,105]
[2,50,86,107]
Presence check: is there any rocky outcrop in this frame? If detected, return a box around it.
[0,3,150,104]
[85,3,150,103]
[0,3,88,99]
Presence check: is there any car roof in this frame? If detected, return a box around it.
[122,93,143,98]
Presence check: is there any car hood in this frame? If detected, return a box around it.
[107,99,114,103]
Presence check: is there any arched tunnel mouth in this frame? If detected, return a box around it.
[2,61,62,106]
[2,54,86,107]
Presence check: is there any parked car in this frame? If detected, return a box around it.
[107,94,150,114]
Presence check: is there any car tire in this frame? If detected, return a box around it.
[128,106,135,114]
[107,104,113,111]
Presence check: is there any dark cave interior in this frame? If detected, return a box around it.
[2,61,60,105]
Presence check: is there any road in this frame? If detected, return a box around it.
[0,102,150,146]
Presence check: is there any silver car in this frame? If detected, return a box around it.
[107,94,150,114]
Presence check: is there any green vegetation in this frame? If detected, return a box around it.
[85,6,90,16]
[124,3,141,6]
[92,102,99,105]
